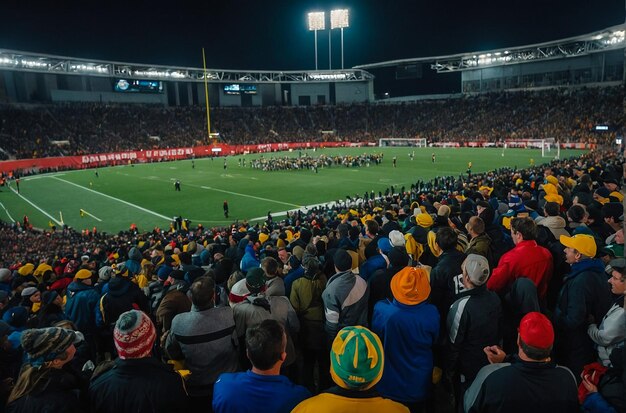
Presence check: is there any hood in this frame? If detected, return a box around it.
[570,258,605,276]
[67,280,93,294]
[107,276,131,297]
[539,216,566,230]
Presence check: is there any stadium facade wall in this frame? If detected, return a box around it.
[0,69,373,107]
[461,50,623,92]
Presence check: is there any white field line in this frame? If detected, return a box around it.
[0,202,15,222]
[8,187,62,225]
[199,186,301,208]
[80,209,103,222]
[49,177,172,222]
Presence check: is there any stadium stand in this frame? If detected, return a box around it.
[0,86,622,160]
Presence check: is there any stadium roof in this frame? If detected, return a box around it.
[354,24,626,72]
[0,49,374,83]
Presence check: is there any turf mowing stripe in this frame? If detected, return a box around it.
[0,202,15,222]
[50,177,172,222]
[199,186,301,208]
[8,187,62,225]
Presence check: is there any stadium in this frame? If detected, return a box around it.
[0,2,624,413]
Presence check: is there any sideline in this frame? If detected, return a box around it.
[49,177,172,222]
[8,187,62,225]
[0,202,15,222]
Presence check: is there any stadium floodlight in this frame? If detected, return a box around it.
[308,12,326,70]
[331,9,349,69]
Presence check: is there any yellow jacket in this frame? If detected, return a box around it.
[292,391,409,413]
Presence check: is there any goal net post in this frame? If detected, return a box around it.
[379,138,427,147]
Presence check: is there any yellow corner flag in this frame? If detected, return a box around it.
[48,220,54,228]
[80,209,85,218]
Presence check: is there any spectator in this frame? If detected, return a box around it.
[487,217,553,305]
[212,319,310,413]
[292,326,409,413]
[165,276,238,410]
[464,216,491,260]
[429,227,466,324]
[321,249,369,340]
[7,327,83,412]
[372,266,439,411]
[289,252,330,393]
[446,254,502,406]
[553,234,613,379]
[89,310,189,413]
[464,312,579,413]
[587,258,625,367]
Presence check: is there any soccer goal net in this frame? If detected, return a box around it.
[379,138,427,147]
[540,139,559,158]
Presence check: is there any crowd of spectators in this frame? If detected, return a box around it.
[0,85,622,160]
[0,145,623,412]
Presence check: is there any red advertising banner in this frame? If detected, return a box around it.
[0,141,361,174]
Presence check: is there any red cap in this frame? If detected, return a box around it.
[519,312,554,349]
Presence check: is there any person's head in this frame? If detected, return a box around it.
[517,312,554,361]
[510,217,537,243]
[602,202,624,227]
[377,237,393,255]
[390,266,430,305]
[113,310,156,360]
[41,291,62,308]
[21,287,41,304]
[567,204,587,224]
[330,326,384,391]
[333,249,353,273]
[543,202,560,217]
[435,227,458,251]
[560,234,597,264]
[462,254,490,289]
[74,268,93,285]
[365,220,379,237]
[277,248,289,264]
[607,258,626,295]
[245,319,286,372]
[465,216,485,237]
[21,327,77,368]
[190,276,215,310]
[261,257,280,279]
[245,267,267,294]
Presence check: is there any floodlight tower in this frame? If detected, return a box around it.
[331,9,350,69]
[307,12,325,70]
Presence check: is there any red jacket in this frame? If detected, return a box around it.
[487,240,553,299]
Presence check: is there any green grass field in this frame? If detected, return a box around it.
[0,147,585,233]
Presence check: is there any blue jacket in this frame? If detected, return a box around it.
[284,266,304,298]
[240,245,260,273]
[213,370,310,413]
[372,299,439,403]
[359,254,387,282]
[65,281,100,333]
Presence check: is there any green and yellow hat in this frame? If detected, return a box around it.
[330,326,384,391]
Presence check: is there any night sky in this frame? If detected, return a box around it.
[0,0,623,95]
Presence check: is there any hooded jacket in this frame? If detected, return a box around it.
[65,281,100,333]
[99,277,150,327]
[587,296,625,367]
[536,215,569,240]
[553,259,613,377]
